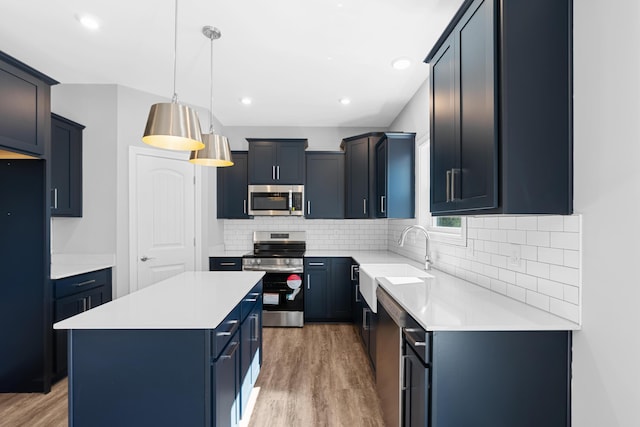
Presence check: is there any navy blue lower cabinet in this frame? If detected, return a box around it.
[214,332,240,427]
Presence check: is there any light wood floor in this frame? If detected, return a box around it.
[0,324,384,427]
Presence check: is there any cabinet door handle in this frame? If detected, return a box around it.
[355,285,361,302]
[308,262,324,266]
[244,297,258,303]
[350,265,359,281]
[221,340,239,359]
[272,165,276,180]
[307,274,311,290]
[277,165,280,180]
[446,170,452,202]
[53,188,58,209]
[362,307,369,330]
[243,200,247,214]
[219,262,237,266]
[451,168,457,201]
[307,201,311,215]
[252,313,260,342]
[401,355,410,391]
[81,297,87,312]
[87,295,92,309]
[380,195,386,213]
[363,198,367,215]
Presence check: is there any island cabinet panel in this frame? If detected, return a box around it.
[51,113,84,217]
[426,0,573,215]
[52,268,112,382]
[66,278,263,427]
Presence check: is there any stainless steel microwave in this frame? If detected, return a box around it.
[248,184,304,216]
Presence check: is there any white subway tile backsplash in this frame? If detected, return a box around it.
[499,216,516,230]
[491,229,508,242]
[516,273,537,291]
[526,260,550,279]
[526,231,550,247]
[549,298,580,323]
[490,279,508,295]
[521,245,538,261]
[507,230,527,244]
[549,265,580,286]
[516,216,537,230]
[507,284,526,302]
[563,215,580,233]
[491,254,508,269]
[563,250,580,268]
[564,285,580,304]
[477,274,491,288]
[484,217,500,229]
[526,290,550,311]
[538,247,564,265]
[537,278,565,299]
[550,232,580,250]
[538,216,564,232]
[499,268,516,284]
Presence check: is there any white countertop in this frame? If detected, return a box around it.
[54,271,265,330]
[377,271,580,331]
[51,253,116,279]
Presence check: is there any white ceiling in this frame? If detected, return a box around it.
[0,0,462,127]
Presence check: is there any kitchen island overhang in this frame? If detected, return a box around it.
[54,271,265,427]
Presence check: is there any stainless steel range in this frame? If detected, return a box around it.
[242,231,306,327]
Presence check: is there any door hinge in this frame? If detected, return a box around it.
[194,237,196,247]
[193,176,196,185]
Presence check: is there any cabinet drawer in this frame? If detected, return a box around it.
[240,281,263,322]
[209,257,243,271]
[54,269,109,298]
[304,258,328,270]
[404,316,431,365]
[212,306,240,360]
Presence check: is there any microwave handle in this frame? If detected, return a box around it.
[288,189,292,211]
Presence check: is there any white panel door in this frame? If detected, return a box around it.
[134,153,195,291]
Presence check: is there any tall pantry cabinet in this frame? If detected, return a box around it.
[0,51,57,392]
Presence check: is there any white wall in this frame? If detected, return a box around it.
[572,1,640,425]
[50,85,118,256]
[222,125,387,151]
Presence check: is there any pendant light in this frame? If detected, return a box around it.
[142,0,204,151]
[189,26,233,167]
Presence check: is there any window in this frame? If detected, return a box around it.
[417,140,467,246]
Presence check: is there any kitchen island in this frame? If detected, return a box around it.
[54,271,264,427]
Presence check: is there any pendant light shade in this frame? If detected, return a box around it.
[189,133,233,166]
[189,25,233,167]
[142,0,203,151]
[143,102,204,151]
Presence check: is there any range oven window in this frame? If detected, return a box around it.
[262,272,304,312]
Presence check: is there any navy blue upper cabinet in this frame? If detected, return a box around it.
[247,139,307,184]
[305,152,344,219]
[0,52,57,157]
[51,114,84,217]
[375,133,415,218]
[342,132,383,218]
[426,0,573,215]
[217,151,250,219]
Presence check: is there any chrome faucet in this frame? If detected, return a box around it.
[398,225,431,270]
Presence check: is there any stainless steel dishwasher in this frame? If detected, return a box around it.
[376,286,408,427]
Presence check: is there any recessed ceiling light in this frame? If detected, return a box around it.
[240,97,252,105]
[392,58,412,70]
[78,14,100,31]
[339,98,351,105]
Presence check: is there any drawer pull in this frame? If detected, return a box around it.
[244,297,258,303]
[221,341,239,359]
[308,262,324,266]
[216,319,239,337]
[74,279,96,288]
[219,262,237,266]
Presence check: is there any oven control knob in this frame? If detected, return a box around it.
[256,259,261,265]
[285,259,290,265]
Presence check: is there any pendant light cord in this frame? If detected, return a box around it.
[172,0,178,103]
[209,34,215,133]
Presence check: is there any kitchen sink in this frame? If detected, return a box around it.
[358,264,433,312]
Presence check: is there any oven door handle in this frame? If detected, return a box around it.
[243,266,303,273]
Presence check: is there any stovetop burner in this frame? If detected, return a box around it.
[245,231,306,259]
